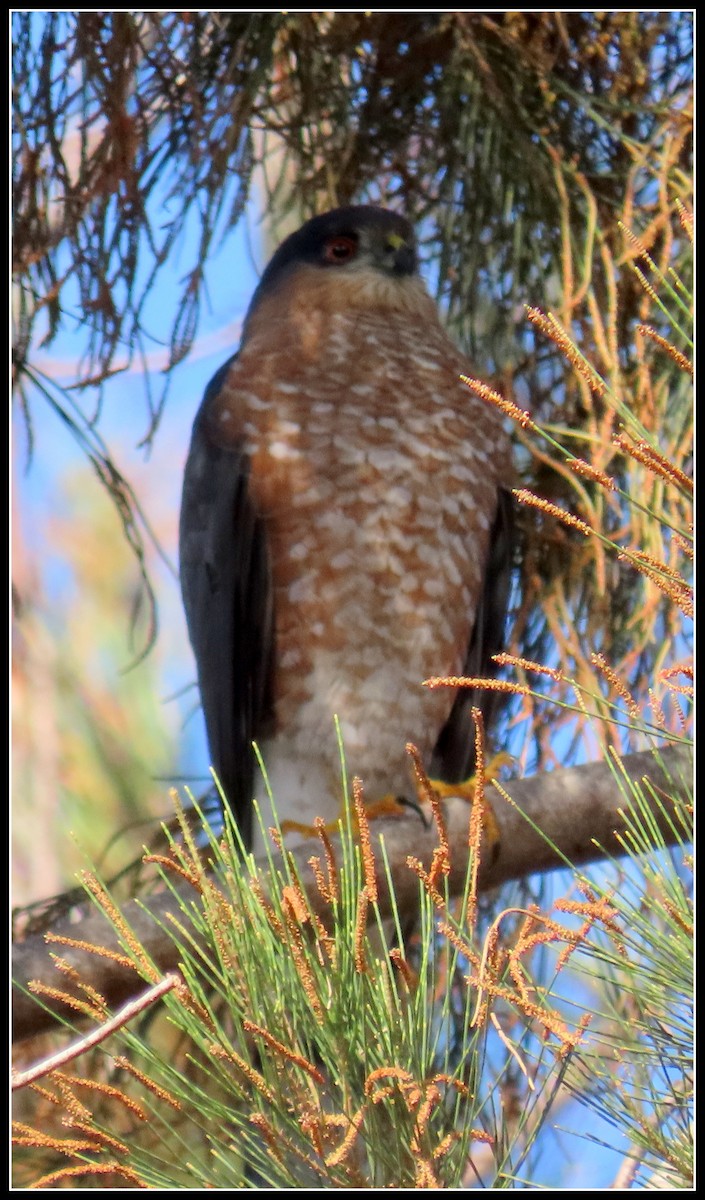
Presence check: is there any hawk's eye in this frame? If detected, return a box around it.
[323,235,357,264]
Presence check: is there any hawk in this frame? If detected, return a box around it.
[180,206,512,853]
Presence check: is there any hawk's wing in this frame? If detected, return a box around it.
[430,486,515,783]
[179,357,274,847]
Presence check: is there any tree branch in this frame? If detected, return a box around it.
[12,745,691,1043]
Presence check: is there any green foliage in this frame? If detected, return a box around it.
[14,733,692,1188]
[498,202,693,774]
[13,787,588,1188]
[552,756,693,1188]
[480,206,693,1186]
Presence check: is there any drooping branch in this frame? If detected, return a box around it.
[12,745,691,1043]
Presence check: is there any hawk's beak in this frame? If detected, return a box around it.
[384,231,416,276]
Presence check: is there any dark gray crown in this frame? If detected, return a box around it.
[248,205,417,317]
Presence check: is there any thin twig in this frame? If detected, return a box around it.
[12,972,181,1090]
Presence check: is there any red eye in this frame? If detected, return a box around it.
[323,235,357,264]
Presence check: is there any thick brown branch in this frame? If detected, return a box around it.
[12,745,691,1043]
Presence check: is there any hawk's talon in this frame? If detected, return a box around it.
[278,755,511,846]
[280,816,338,838]
[427,752,513,858]
[361,794,413,821]
[280,792,409,841]
[394,793,430,828]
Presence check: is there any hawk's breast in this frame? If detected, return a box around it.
[210,287,506,810]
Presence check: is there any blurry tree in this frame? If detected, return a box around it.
[12,463,178,906]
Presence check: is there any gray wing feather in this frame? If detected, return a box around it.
[430,487,515,782]
[179,357,273,846]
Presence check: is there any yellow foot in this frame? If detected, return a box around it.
[357,794,409,821]
[279,817,336,837]
[279,753,512,845]
[280,794,407,839]
[427,752,514,858]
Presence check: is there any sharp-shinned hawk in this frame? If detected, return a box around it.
[180,206,512,852]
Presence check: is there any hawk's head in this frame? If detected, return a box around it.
[246,206,429,325]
